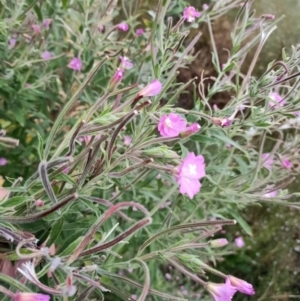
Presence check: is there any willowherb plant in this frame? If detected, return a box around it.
[1,0,300,300]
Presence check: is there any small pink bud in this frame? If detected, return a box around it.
[261,14,275,20]
[209,238,228,248]
[0,157,8,166]
[109,68,124,91]
[137,79,162,98]
[180,123,201,138]
[41,51,51,60]
[35,199,44,207]
[202,4,209,10]
[281,158,292,169]
[42,18,53,29]
[227,275,255,295]
[68,57,82,71]
[9,38,17,49]
[136,28,144,36]
[32,24,41,34]
[15,292,50,301]
[235,236,245,248]
[183,6,201,22]
[116,23,129,31]
[124,135,132,145]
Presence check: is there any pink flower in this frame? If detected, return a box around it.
[165,273,172,280]
[202,4,209,10]
[183,6,201,22]
[227,275,255,295]
[207,279,237,301]
[158,113,187,137]
[136,28,144,36]
[210,238,228,248]
[137,79,162,98]
[263,185,277,198]
[35,199,44,207]
[42,18,52,29]
[124,135,132,145]
[9,38,17,49]
[109,68,124,90]
[116,23,129,31]
[119,56,133,69]
[281,158,292,169]
[180,123,201,138]
[32,24,41,34]
[68,57,82,71]
[211,117,231,127]
[262,153,274,170]
[177,152,205,199]
[14,292,50,301]
[235,237,245,248]
[0,158,8,166]
[269,92,285,109]
[41,51,51,60]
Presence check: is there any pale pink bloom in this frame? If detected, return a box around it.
[137,79,162,97]
[180,123,200,138]
[119,56,133,69]
[35,199,44,207]
[124,135,132,145]
[127,268,133,273]
[211,117,231,127]
[109,68,124,90]
[41,51,51,60]
[226,143,231,148]
[32,24,41,34]
[221,118,231,127]
[165,273,171,280]
[25,83,31,88]
[158,113,187,137]
[262,153,274,170]
[210,238,228,248]
[131,295,137,300]
[0,157,8,166]
[177,152,205,199]
[263,185,277,198]
[14,292,50,301]
[183,6,201,22]
[9,38,17,49]
[269,92,285,109]
[227,275,255,295]
[116,23,129,31]
[68,57,82,71]
[207,279,237,301]
[202,4,209,10]
[213,104,219,111]
[136,28,144,36]
[235,237,245,248]
[42,18,52,29]
[118,270,125,276]
[281,158,292,169]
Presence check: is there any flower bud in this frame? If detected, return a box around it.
[15,292,50,301]
[109,68,124,91]
[180,123,201,138]
[209,238,228,248]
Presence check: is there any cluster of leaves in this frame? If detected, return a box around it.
[0,0,300,300]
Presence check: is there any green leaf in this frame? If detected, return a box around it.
[62,0,69,9]
[36,131,44,161]
[13,107,25,126]
[229,210,253,236]
[58,236,84,256]
[47,218,64,247]
[34,5,43,21]
[2,196,32,207]
[211,130,248,155]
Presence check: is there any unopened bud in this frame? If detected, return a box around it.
[180,123,201,138]
[209,238,228,248]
